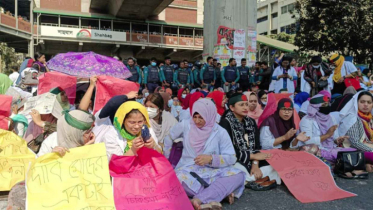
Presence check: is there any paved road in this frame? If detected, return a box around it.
[222,175,373,210]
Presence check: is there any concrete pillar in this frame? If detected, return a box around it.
[15,0,18,29]
[197,0,204,25]
[28,39,34,58]
[203,0,257,62]
[268,4,271,35]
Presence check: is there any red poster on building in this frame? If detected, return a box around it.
[217,25,235,50]
[93,75,140,114]
[38,71,77,104]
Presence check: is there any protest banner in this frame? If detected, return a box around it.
[0,95,12,130]
[26,143,115,209]
[0,129,36,191]
[38,71,77,104]
[262,149,356,203]
[110,147,193,210]
[94,75,140,114]
[21,92,63,122]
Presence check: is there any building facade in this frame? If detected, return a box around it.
[256,0,296,35]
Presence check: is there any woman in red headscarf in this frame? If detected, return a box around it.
[178,91,204,122]
[259,98,309,150]
[207,91,226,116]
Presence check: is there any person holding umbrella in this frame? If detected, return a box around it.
[144,57,162,93]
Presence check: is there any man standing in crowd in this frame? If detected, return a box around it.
[193,61,202,88]
[250,61,262,87]
[200,56,216,91]
[237,58,250,91]
[144,57,162,93]
[258,61,272,90]
[222,58,240,92]
[174,61,191,89]
[184,59,194,87]
[329,53,358,94]
[213,59,222,89]
[160,56,175,89]
[126,57,142,85]
[8,65,20,86]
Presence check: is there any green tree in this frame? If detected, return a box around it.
[294,0,373,64]
[0,42,22,75]
[267,32,295,45]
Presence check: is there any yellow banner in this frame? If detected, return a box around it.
[26,143,115,210]
[0,129,36,191]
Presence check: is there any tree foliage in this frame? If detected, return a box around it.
[294,0,373,64]
[0,42,22,75]
[267,32,295,45]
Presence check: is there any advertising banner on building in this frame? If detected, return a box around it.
[41,26,126,42]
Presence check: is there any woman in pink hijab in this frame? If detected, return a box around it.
[244,92,263,124]
[169,99,245,209]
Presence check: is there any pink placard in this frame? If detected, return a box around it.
[38,71,77,104]
[94,76,140,114]
[109,148,193,210]
[262,149,356,203]
[0,95,12,129]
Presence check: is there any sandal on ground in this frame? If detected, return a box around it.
[338,170,368,179]
[245,176,269,189]
[191,198,211,210]
[209,202,222,210]
[251,179,277,191]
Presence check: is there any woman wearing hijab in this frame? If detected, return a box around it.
[38,110,95,156]
[0,73,13,94]
[338,91,373,173]
[260,98,309,150]
[303,56,331,96]
[179,91,204,122]
[294,92,310,113]
[50,87,75,111]
[271,56,298,94]
[207,91,226,116]
[144,93,181,154]
[32,52,49,73]
[358,69,373,91]
[257,90,267,110]
[177,88,187,104]
[219,93,280,190]
[10,114,28,137]
[297,94,355,162]
[170,99,245,209]
[93,92,161,160]
[329,54,358,94]
[243,92,263,124]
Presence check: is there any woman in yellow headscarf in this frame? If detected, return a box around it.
[92,91,162,160]
[330,54,358,94]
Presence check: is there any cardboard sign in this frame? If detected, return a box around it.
[262,149,356,203]
[109,148,193,210]
[38,71,77,104]
[26,143,115,209]
[94,76,140,114]
[0,129,36,191]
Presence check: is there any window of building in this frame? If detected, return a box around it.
[272,12,278,18]
[281,6,287,14]
[260,32,268,35]
[271,29,278,34]
[288,3,295,13]
[257,16,268,23]
[280,24,296,34]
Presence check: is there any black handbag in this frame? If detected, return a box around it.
[334,151,365,174]
[318,79,328,89]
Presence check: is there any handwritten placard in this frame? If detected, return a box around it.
[26,143,115,209]
[0,129,36,191]
[262,149,356,203]
[110,147,193,210]
[94,75,140,114]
